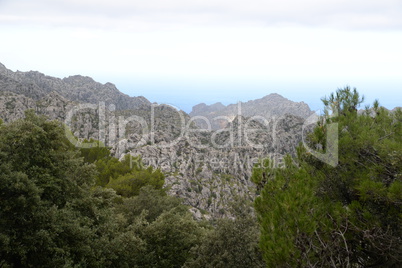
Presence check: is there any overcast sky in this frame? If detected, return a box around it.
[1,0,401,112]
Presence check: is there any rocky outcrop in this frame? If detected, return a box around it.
[190,93,313,129]
[122,113,309,217]
[191,102,226,115]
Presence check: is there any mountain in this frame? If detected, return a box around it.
[190,93,313,129]
[0,62,313,218]
[0,62,150,112]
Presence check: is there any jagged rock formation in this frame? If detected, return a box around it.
[0,62,314,218]
[190,93,313,129]
[0,62,150,111]
[126,114,309,217]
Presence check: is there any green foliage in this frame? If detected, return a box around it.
[185,200,265,268]
[0,111,143,267]
[0,112,206,267]
[140,210,206,268]
[116,186,206,268]
[81,139,165,197]
[79,139,147,188]
[117,186,185,223]
[107,165,165,197]
[0,110,85,207]
[0,113,212,267]
[253,88,402,267]
[253,156,340,266]
[321,86,364,115]
[94,156,133,186]
[79,138,112,163]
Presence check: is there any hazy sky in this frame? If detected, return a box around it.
[1,0,401,112]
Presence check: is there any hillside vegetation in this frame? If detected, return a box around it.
[253,88,401,267]
[0,87,401,267]
[0,111,263,267]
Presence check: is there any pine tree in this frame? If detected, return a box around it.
[253,88,402,267]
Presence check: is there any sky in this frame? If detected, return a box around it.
[0,0,401,112]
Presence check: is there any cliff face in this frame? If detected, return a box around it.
[0,62,313,218]
[190,93,313,130]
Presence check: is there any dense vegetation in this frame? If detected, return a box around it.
[252,87,401,267]
[0,111,262,267]
[80,139,165,197]
[0,87,400,267]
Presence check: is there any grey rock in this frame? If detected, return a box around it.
[0,63,150,110]
[190,93,313,130]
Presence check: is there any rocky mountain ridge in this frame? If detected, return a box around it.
[0,63,150,111]
[0,62,314,218]
[190,93,313,129]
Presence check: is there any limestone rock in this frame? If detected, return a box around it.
[190,93,313,129]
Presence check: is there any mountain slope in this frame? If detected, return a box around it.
[0,63,150,110]
[190,93,313,129]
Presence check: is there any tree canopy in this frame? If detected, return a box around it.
[253,87,402,267]
[0,111,204,267]
[1,111,257,267]
[0,111,133,267]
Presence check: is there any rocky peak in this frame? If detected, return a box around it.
[209,102,226,111]
[104,82,120,92]
[63,75,97,85]
[190,93,313,130]
[190,102,226,115]
[191,103,207,114]
[0,63,13,77]
[261,93,285,100]
[0,62,151,111]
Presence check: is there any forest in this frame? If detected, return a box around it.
[0,88,401,267]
